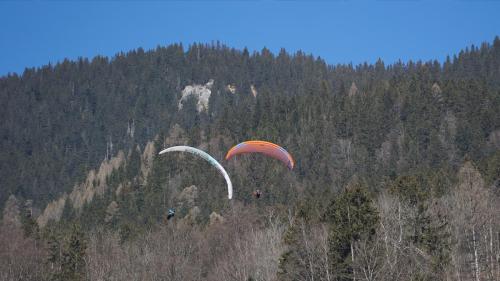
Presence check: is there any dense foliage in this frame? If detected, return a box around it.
[1,38,499,208]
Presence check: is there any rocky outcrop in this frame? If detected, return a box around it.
[178,79,214,112]
[127,119,135,138]
[251,85,258,98]
[432,83,443,103]
[226,84,237,94]
[209,211,224,225]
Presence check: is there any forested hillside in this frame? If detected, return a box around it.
[1,38,499,208]
[1,38,499,281]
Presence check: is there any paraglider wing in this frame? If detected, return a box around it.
[159,146,233,199]
[225,141,294,169]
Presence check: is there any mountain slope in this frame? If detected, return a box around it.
[0,39,499,210]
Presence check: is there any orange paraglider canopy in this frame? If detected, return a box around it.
[225,140,294,169]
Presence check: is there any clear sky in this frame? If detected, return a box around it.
[1,0,499,76]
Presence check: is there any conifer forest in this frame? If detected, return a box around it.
[1,38,500,281]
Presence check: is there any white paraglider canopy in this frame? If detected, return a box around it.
[159,146,233,199]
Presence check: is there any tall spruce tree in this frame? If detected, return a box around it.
[60,224,87,281]
[390,173,451,280]
[325,180,379,281]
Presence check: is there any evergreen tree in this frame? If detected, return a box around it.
[60,224,87,281]
[46,229,62,280]
[324,180,379,281]
[390,173,451,279]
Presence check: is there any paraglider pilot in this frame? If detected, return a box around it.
[167,208,176,220]
[252,190,262,199]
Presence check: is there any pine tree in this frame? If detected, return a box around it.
[390,173,451,279]
[46,230,62,280]
[277,202,312,281]
[325,180,379,281]
[60,224,87,281]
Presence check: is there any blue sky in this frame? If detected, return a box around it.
[1,0,499,76]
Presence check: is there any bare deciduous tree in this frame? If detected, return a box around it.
[447,161,500,281]
[0,204,47,281]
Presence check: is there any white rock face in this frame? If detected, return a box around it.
[251,84,258,98]
[178,79,214,112]
[226,84,237,94]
